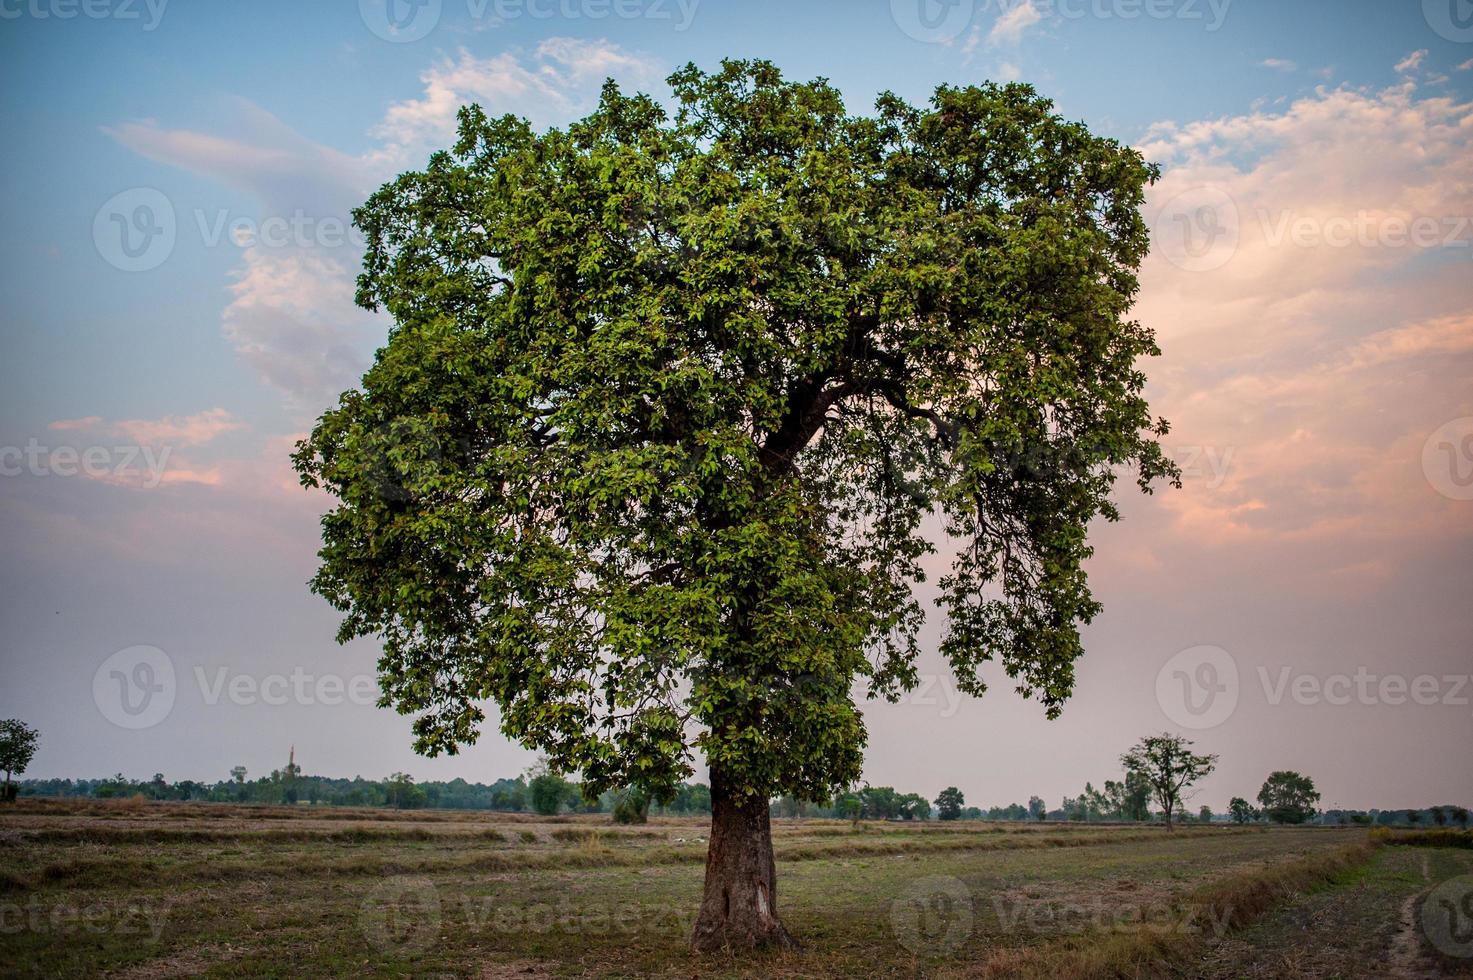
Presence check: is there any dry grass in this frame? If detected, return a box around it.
[971,840,1379,978]
[0,798,1374,978]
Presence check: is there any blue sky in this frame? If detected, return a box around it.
[2,0,1471,810]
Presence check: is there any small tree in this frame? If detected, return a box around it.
[611,786,652,824]
[1120,733,1218,831]
[1199,805,1213,824]
[1028,796,1047,822]
[0,720,39,802]
[230,766,247,784]
[1431,805,1448,828]
[935,787,965,821]
[1256,771,1320,825]
[527,761,576,816]
[1228,796,1253,824]
[385,772,425,809]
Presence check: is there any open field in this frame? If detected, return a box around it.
[2,800,1470,977]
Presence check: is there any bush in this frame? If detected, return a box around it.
[1371,828,1473,849]
[611,787,650,825]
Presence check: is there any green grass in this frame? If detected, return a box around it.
[0,799,1441,978]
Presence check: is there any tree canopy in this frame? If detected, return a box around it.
[294,58,1176,812]
[1257,770,1320,824]
[935,786,965,820]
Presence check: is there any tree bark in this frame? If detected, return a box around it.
[690,774,799,952]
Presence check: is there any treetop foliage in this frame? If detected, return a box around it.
[294,59,1177,806]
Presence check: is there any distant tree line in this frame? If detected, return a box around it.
[12,766,717,816]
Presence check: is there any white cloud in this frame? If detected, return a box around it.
[960,25,983,65]
[987,0,1042,46]
[1131,71,1473,562]
[221,247,381,405]
[1259,58,1297,72]
[369,39,659,167]
[106,40,660,408]
[105,100,372,219]
[1395,49,1427,74]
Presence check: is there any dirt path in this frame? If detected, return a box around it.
[1387,854,1444,980]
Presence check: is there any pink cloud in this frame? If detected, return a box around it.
[50,408,245,447]
[1108,72,1473,595]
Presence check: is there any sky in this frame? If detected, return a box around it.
[0,0,1470,813]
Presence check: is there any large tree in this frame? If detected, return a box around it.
[1257,770,1320,825]
[1120,733,1217,831]
[295,60,1175,950]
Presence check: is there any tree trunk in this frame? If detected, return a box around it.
[690,775,798,952]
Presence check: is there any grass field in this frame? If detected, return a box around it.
[2,799,1470,977]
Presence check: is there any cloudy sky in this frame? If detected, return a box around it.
[1,0,1469,812]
